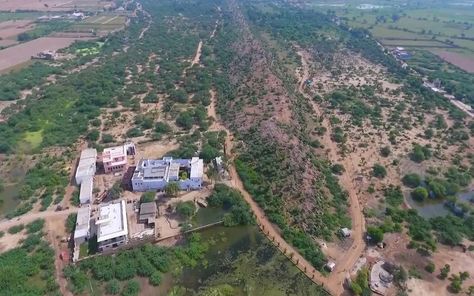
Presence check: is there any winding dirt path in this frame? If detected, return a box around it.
[297,49,366,293]
[207,88,338,295]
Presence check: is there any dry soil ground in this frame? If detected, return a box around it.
[0,0,111,11]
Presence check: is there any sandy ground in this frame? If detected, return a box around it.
[0,36,92,72]
[0,231,25,253]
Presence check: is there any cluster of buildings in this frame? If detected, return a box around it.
[392,47,411,60]
[72,141,204,260]
[131,157,203,191]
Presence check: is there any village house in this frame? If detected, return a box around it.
[101,142,136,173]
[73,205,91,262]
[96,200,129,252]
[75,148,97,204]
[131,157,203,192]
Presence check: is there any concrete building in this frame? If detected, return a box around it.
[139,202,157,225]
[96,200,128,252]
[79,176,93,204]
[74,205,91,246]
[131,157,203,192]
[75,148,97,185]
[102,142,136,173]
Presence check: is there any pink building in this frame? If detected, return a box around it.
[102,142,136,173]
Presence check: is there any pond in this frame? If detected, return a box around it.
[405,190,473,219]
[146,224,328,296]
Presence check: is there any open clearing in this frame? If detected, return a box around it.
[0,36,92,72]
[431,49,474,73]
[70,15,127,32]
[0,0,112,12]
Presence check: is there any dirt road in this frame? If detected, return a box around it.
[297,49,366,292]
[0,208,77,232]
[207,88,339,295]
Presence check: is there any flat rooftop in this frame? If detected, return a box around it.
[74,205,91,239]
[97,200,128,243]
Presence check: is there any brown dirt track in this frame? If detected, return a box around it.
[0,20,35,39]
[432,49,474,73]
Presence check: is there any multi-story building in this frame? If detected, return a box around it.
[131,157,203,192]
[96,200,128,252]
[101,142,136,173]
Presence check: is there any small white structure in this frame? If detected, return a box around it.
[131,157,203,191]
[96,200,128,252]
[370,261,393,295]
[325,261,336,272]
[75,148,97,185]
[340,227,352,238]
[74,205,91,245]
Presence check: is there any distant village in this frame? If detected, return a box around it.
[71,142,214,261]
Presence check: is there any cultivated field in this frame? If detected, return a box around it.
[0,0,112,12]
[432,49,474,73]
[0,20,34,39]
[69,15,127,33]
[0,36,91,72]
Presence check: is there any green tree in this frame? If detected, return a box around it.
[425,262,435,273]
[372,164,387,179]
[87,129,100,142]
[402,173,421,188]
[411,187,429,202]
[367,226,384,243]
[439,264,451,280]
[331,163,345,175]
[66,213,77,233]
[165,182,180,197]
[121,280,140,296]
[108,181,123,200]
[149,271,162,286]
[176,201,195,218]
[380,146,391,157]
[140,192,155,203]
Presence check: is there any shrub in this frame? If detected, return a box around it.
[367,226,384,243]
[121,280,140,296]
[26,219,45,233]
[149,271,162,286]
[411,187,428,202]
[331,163,345,175]
[372,164,387,178]
[102,134,114,143]
[105,279,120,295]
[87,129,100,142]
[140,192,155,203]
[380,146,391,157]
[402,173,421,188]
[66,213,77,233]
[8,224,24,234]
[176,201,195,218]
[425,262,435,273]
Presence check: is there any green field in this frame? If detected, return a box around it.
[69,15,127,32]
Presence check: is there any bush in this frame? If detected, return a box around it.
[411,187,429,202]
[372,164,387,178]
[331,163,345,175]
[121,280,140,296]
[380,146,391,157]
[367,226,384,243]
[425,262,435,273]
[87,129,100,142]
[26,219,45,233]
[140,192,155,203]
[66,213,77,233]
[149,271,162,286]
[402,173,421,188]
[102,134,114,143]
[105,279,120,295]
[8,224,24,234]
[176,201,195,218]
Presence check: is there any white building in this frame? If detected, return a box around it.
[96,200,128,252]
[79,176,93,204]
[75,148,97,185]
[131,157,203,192]
[101,142,136,174]
[74,205,91,246]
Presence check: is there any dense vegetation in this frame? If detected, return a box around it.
[0,219,58,295]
